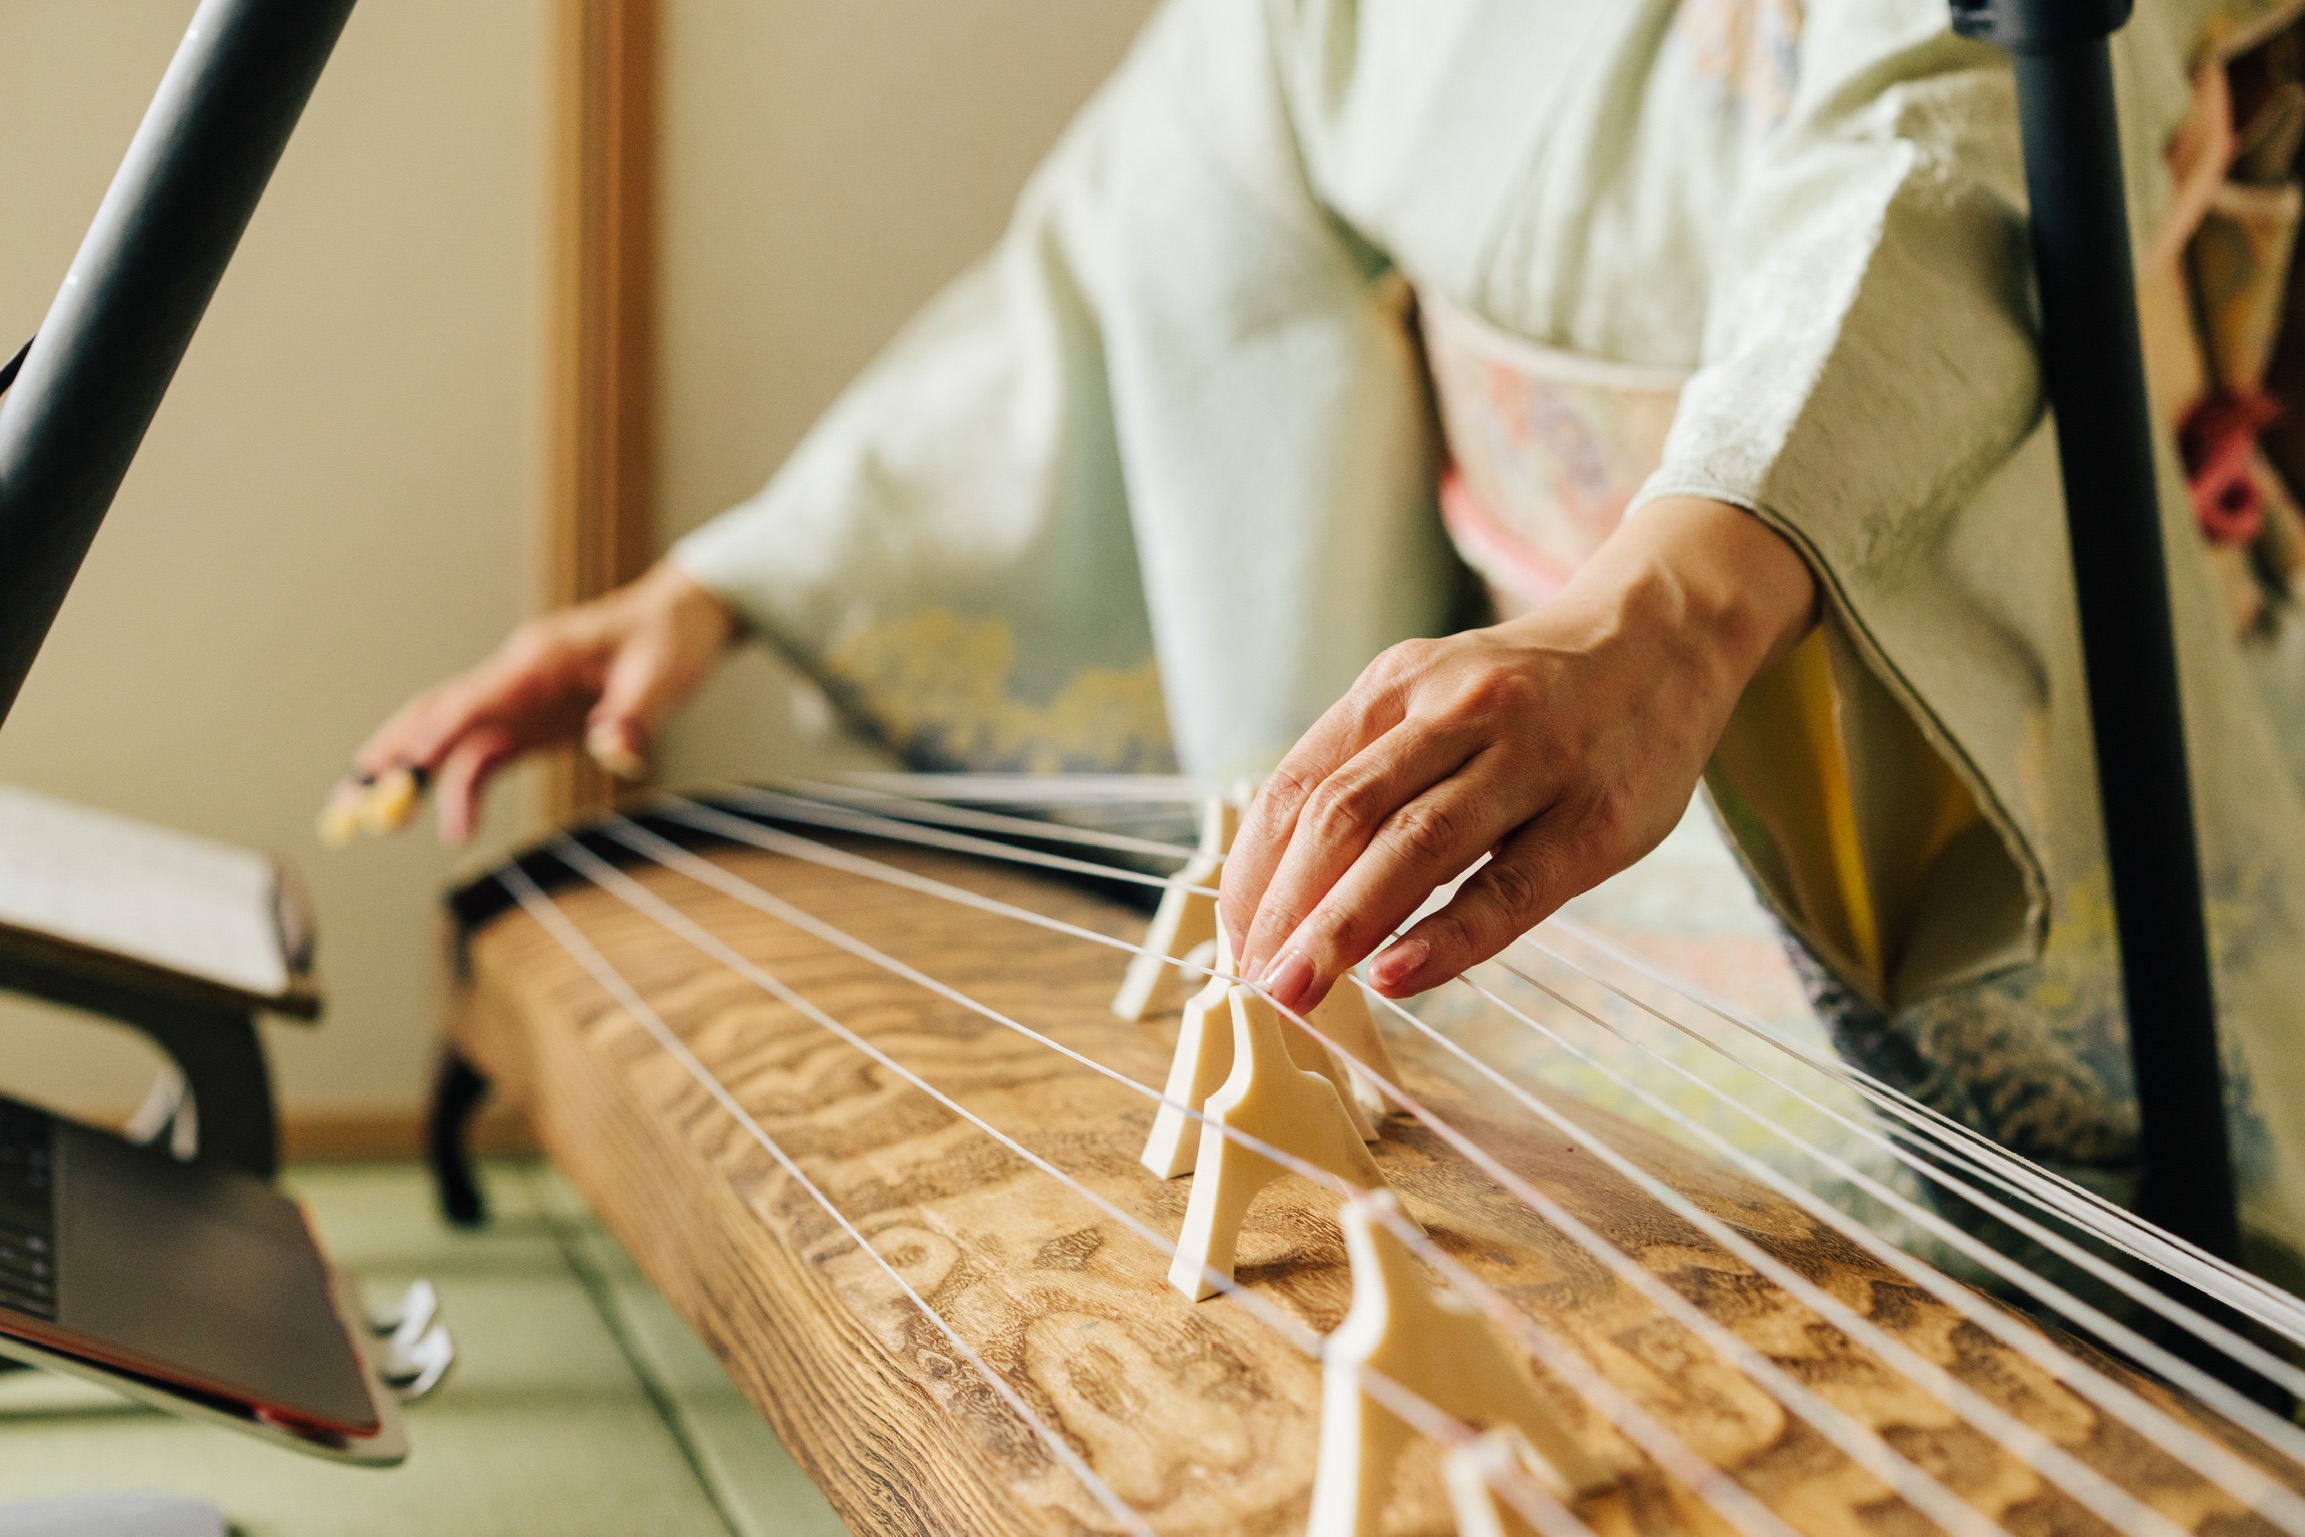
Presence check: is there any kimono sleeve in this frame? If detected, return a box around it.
[1641,6,2057,1003]
[1641,1,2205,1007]
[1645,10,2042,554]
[673,0,1460,778]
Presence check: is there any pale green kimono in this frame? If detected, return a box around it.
[674,0,2305,1270]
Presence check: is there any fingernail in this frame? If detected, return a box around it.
[1262,950,1316,1012]
[1370,937,1429,994]
[588,723,647,781]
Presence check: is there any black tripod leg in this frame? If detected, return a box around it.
[427,1047,492,1227]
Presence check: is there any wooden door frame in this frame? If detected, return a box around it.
[546,0,658,824]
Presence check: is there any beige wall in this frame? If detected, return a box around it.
[0,0,551,1120]
[653,0,1157,785]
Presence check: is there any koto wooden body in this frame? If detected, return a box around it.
[452,837,2298,1537]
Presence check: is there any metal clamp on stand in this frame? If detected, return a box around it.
[370,1278,457,1401]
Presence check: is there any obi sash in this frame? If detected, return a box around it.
[1419,293,1686,616]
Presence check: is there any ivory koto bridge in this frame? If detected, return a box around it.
[451,832,2298,1537]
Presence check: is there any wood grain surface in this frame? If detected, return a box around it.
[452,835,2302,1537]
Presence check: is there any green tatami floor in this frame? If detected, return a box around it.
[0,1162,853,1537]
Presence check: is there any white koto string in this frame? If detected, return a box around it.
[1536,916,2305,1336]
[1519,934,2241,1308]
[553,835,1308,1343]
[542,832,1597,1537]
[653,793,2305,1520]
[680,789,2271,1349]
[666,772,2182,1314]
[709,788,2305,1530]
[493,861,1157,1537]
[605,816,1811,1537]
[1870,1127,2305,1347]
[591,819,1790,1537]
[706,788,1221,899]
[774,780,1200,861]
[1505,944,2305,1423]
[834,772,1208,804]
[685,790,2304,1362]
[1259,988,2018,1537]
[634,802,2029,1537]
[1448,965,2305,1537]
[1535,920,2305,1348]
[1425,973,2205,1537]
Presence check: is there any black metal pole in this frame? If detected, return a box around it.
[1951,0,2238,1259]
[0,0,356,725]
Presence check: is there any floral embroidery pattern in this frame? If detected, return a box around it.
[1789,852,2288,1206]
[821,606,1175,774]
[1670,0,1804,135]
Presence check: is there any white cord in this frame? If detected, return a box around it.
[583,816,1813,1537]
[696,787,1219,898]
[773,779,1199,860]
[1536,919,2305,1341]
[833,772,1208,803]
[1503,947,2305,1408]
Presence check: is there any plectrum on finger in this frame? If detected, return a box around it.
[316,782,365,847]
[357,766,424,835]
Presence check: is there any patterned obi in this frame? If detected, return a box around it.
[1414,291,1997,1018]
[1418,292,1690,613]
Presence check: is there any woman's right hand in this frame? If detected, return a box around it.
[320,561,739,846]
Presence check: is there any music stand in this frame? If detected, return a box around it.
[0,0,437,1504]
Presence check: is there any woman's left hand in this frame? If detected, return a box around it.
[1220,496,1817,1013]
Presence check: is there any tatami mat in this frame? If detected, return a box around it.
[0,1161,850,1537]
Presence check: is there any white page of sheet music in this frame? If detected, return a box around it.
[0,782,289,999]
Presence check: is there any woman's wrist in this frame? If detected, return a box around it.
[623,560,736,636]
[1538,495,1818,691]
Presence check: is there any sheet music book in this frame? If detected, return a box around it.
[0,783,301,1004]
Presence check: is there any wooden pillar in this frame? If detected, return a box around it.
[547,0,658,824]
